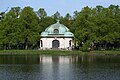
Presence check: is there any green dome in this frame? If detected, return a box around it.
[41,32,48,36]
[45,21,69,34]
[64,32,74,36]
[41,21,74,37]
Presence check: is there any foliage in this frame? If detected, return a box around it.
[0,5,120,50]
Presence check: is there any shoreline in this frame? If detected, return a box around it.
[0,50,120,55]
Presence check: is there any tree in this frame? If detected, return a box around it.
[0,7,22,49]
[38,17,55,33]
[37,8,47,20]
[52,11,61,19]
[64,13,72,20]
[20,6,39,49]
[0,7,9,21]
[0,5,120,50]
[60,13,73,31]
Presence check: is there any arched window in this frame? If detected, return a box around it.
[54,29,59,33]
[40,40,43,47]
[69,40,72,47]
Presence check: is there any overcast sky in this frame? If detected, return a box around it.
[0,0,120,16]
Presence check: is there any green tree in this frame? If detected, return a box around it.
[52,11,61,19]
[0,7,22,49]
[60,13,74,31]
[37,8,47,20]
[20,6,39,49]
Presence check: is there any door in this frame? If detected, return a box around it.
[52,40,59,49]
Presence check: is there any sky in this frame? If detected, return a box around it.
[0,0,120,16]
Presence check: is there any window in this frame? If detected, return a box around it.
[69,40,72,47]
[40,40,43,47]
[54,29,59,33]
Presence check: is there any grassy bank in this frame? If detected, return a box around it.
[0,50,82,55]
[0,50,120,55]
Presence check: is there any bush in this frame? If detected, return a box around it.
[80,46,90,52]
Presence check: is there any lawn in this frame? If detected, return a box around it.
[0,50,120,55]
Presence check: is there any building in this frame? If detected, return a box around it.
[40,21,74,50]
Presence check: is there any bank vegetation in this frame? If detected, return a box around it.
[0,5,120,51]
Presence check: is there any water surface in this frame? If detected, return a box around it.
[0,54,120,80]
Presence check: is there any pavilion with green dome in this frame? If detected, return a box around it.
[40,20,74,50]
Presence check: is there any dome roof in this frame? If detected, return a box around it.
[41,20,74,38]
[41,32,48,36]
[45,20,69,34]
[64,32,74,36]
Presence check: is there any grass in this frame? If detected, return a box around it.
[0,50,120,55]
[0,50,82,55]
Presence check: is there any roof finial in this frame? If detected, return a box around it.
[56,19,60,23]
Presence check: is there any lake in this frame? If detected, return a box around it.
[0,54,120,80]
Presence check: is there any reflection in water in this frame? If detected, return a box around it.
[40,56,73,63]
[0,55,74,64]
[0,54,120,80]
[0,54,120,64]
